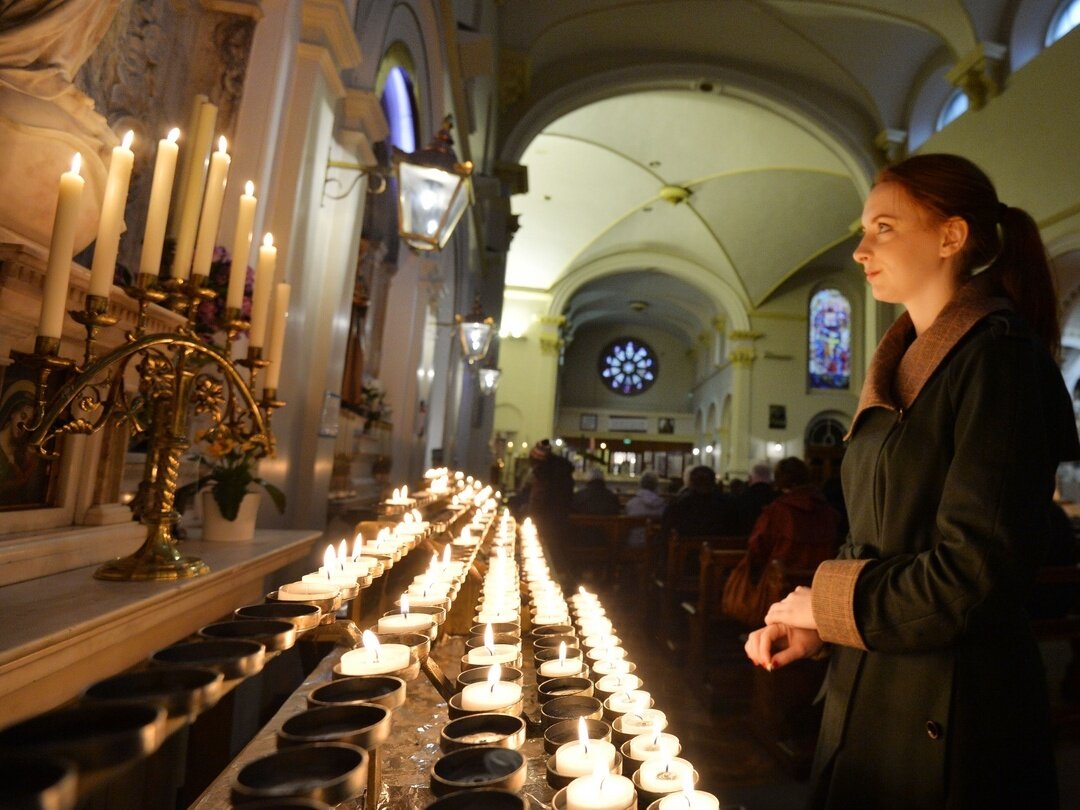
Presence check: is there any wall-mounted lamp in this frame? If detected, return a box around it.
[476,367,501,395]
[322,116,473,252]
[456,297,495,365]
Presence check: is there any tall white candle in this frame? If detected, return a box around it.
[139,128,180,277]
[88,130,135,298]
[249,233,276,348]
[191,136,231,279]
[39,154,85,339]
[226,181,256,309]
[171,100,217,278]
[169,94,208,238]
[263,282,291,390]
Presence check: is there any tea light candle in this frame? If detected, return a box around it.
[475,608,518,625]
[302,571,358,590]
[657,782,718,810]
[583,634,622,650]
[606,690,651,715]
[596,673,643,694]
[637,758,694,794]
[539,642,583,677]
[278,581,338,601]
[588,646,627,662]
[629,732,681,762]
[565,760,636,810]
[592,659,635,678]
[339,631,411,675]
[459,664,522,711]
[377,595,434,634]
[554,718,618,777]
[618,708,667,736]
[467,625,519,665]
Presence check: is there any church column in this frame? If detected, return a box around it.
[727,330,760,479]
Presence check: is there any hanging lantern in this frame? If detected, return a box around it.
[394,116,473,251]
[477,367,502,395]
[457,297,495,365]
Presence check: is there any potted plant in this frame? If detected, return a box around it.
[177,423,285,541]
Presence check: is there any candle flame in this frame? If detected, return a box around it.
[324,545,335,570]
[353,533,364,560]
[167,127,180,143]
[483,623,494,651]
[71,153,82,175]
[122,130,134,150]
[558,641,567,664]
[263,232,274,247]
[217,135,228,154]
[400,593,410,617]
[402,485,409,498]
[442,544,450,566]
[361,629,381,662]
[577,716,589,747]
[487,663,501,690]
[392,487,400,500]
[338,539,348,568]
[245,180,255,196]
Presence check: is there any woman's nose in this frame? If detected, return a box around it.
[853,236,870,264]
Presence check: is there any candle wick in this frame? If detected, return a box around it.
[373,649,380,663]
[485,646,494,657]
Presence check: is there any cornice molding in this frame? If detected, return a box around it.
[301,0,362,73]
[200,0,264,20]
[297,41,347,100]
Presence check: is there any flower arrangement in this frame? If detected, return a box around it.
[176,423,285,521]
[352,377,390,430]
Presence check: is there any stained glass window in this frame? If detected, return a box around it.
[599,338,657,395]
[808,289,851,390]
[1047,0,1080,45]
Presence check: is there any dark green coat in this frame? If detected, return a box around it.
[812,308,1079,809]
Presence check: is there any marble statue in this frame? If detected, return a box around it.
[0,0,123,252]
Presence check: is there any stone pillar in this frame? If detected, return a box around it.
[727,330,760,479]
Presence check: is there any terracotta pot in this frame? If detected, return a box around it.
[201,491,259,542]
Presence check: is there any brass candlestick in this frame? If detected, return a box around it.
[18,271,284,581]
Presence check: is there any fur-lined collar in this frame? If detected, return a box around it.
[847,276,1012,438]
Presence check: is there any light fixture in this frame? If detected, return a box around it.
[477,367,501,395]
[456,297,495,365]
[692,448,700,456]
[705,444,714,453]
[321,116,473,252]
[394,116,473,252]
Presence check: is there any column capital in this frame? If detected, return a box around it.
[946,42,1007,110]
[729,347,756,368]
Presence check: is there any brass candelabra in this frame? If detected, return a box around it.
[14,270,284,581]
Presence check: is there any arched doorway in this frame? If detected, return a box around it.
[805,411,848,484]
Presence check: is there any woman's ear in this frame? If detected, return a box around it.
[939,216,969,258]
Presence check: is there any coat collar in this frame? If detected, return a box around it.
[848,275,1012,438]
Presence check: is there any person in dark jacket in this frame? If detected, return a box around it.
[736,461,777,534]
[658,465,740,575]
[571,467,621,515]
[746,154,1080,809]
[745,457,838,579]
[525,439,574,551]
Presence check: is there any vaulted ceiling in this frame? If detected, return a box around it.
[496,0,1019,342]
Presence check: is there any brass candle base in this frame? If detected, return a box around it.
[94,524,209,581]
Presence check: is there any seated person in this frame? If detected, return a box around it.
[658,465,741,573]
[571,467,621,515]
[624,470,666,546]
[736,461,777,534]
[746,457,839,579]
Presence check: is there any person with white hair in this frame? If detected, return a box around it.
[624,470,666,546]
[737,460,777,533]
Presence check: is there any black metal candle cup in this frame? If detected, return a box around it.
[465,633,521,652]
[539,696,604,730]
[83,666,224,719]
[266,590,341,625]
[276,704,392,750]
[332,633,428,681]
[530,624,575,640]
[537,676,594,704]
[455,665,524,692]
[589,660,638,684]
[199,619,298,651]
[397,598,451,618]
[234,800,331,810]
[308,676,407,712]
[231,742,368,805]
[546,751,624,790]
[429,746,527,797]
[0,703,166,773]
[603,695,656,725]
[236,602,321,632]
[468,622,519,638]
[150,639,266,680]
[446,692,525,721]
[543,717,612,755]
[533,634,577,653]
[535,660,587,688]
[440,713,527,753]
[459,650,523,673]
[378,610,439,641]
[424,788,525,809]
[535,646,581,671]
[0,752,76,810]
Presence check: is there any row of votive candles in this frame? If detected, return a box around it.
[518,527,721,809]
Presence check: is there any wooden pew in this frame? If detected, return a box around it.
[564,514,652,584]
[681,546,745,668]
[659,533,748,652]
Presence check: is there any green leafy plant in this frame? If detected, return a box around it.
[176,424,285,520]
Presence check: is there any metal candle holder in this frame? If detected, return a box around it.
[16,270,284,581]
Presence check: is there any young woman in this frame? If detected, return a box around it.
[745,154,1079,808]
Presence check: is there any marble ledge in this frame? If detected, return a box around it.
[0,528,321,728]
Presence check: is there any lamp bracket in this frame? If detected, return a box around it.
[322,148,389,204]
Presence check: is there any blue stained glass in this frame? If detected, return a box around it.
[808,289,851,390]
[599,338,658,395]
